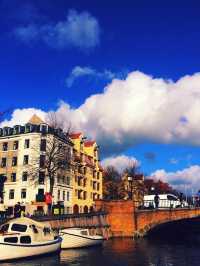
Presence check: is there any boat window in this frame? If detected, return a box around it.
[11,223,27,232]
[31,224,38,233]
[0,224,9,233]
[20,236,31,244]
[81,230,88,236]
[4,237,18,243]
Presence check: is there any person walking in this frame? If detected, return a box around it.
[179,192,184,207]
[14,202,21,218]
[154,193,160,209]
[0,200,6,219]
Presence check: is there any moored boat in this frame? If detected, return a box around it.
[60,228,104,249]
[0,217,62,261]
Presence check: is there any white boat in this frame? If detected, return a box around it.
[60,228,104,249]
[0,217,62,261]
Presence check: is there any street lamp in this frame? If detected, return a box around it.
[150,186,155,194]
[128,176,133,200]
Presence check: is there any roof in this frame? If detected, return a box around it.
[5,217,50,228]
[98,164,104,171]
[84,140,96,147]
[28,114,45,125]
[69,132,82,139]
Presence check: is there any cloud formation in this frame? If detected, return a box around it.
[152,165,200,193]
[14,9,100,50]
[66,66,116,87]
[2,71,200,157]
[101,155,140,173]
[0,108,46,127]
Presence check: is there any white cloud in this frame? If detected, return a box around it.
[152,165,200,193]
[14,9,100,50]
[101,155,140,173]
[0,108,46,127]
[169,158,179,164]
[66,66,116,87]
[3,71,200,157]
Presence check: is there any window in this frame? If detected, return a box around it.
[83,191,87,200]
[20,236,31,244]
[4,237,18,243]
[11,224,27,232]
[13,141,19,150]
[21,189,26,199]
[9,189,15,199]
[11,173,16,182]
[39,171,45,184]
[81,230,88,236]
[66,176,70,186]
[2,142,8,151]
[66,191,70,201]
[23,155,29,165]
[22,172,28,181]
[97,172,100,179]
[58,190,60,201]
[84,167,87,175]
[63,191,65,201]
[24,139,30,149]
[40,139,46,152]
[12,156,17,166]
[1,158,7,167]
[97,183,100,191]
[40,155,45,167]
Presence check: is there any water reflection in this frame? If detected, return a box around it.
[2,236,200,266]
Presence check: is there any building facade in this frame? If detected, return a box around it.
[0,115,103,215]
[70,133,103,213]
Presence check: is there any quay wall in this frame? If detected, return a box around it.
[3,201,200,238]
[34,212,111,239]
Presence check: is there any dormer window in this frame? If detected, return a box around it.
[3,127,9,136]
[25,124,31,133]
[40,124,48,134]
[13,126,20,135]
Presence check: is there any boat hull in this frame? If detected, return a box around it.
[61,232,103,249]
[0,237,62,261]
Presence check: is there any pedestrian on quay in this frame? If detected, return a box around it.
[14,202,21,218]
[154,193,160,209]
[179,192,184,207]
[0,199,6,219]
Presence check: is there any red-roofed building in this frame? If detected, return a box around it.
[69,132,82,139]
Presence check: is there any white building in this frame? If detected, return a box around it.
[0,115,74,215]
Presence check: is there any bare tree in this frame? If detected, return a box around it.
[28,114,73,196]
[103,166,126,200]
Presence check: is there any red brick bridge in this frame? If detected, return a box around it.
[95,200,200,238]
[22,200,200,239]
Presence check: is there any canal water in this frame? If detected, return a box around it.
[2,235,200,266]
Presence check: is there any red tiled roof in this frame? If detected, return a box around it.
[69,132,82,139]
[84,140,96,147]
[98,164,104,171]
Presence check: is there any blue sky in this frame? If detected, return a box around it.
[1,0,200,191]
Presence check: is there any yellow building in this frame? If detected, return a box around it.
[70,133,103,213]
